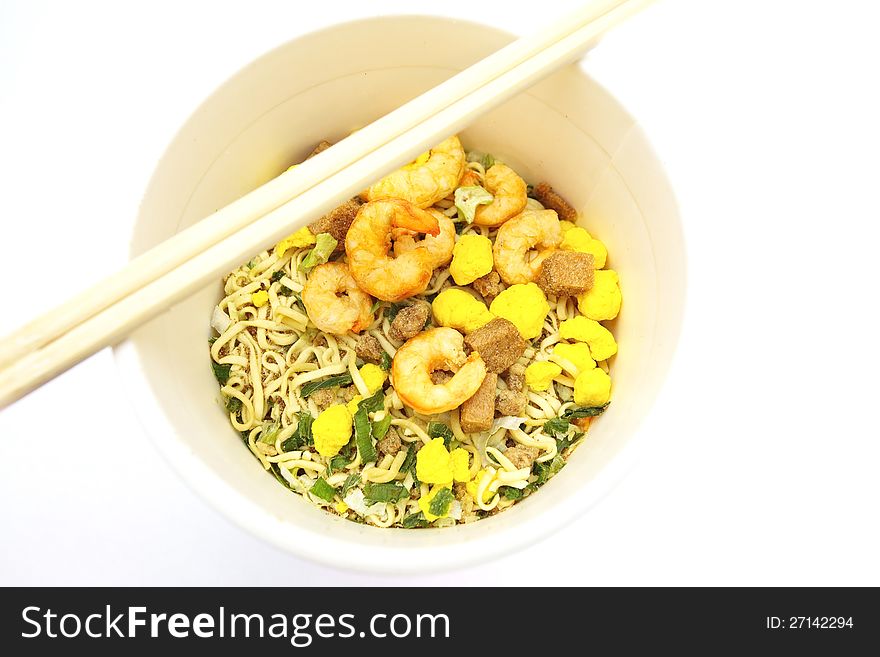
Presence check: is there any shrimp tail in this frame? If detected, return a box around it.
[393,200,440,236]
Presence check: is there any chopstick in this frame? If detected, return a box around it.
[0,0,652,409]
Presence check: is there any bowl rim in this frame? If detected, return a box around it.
[113,14,687,574]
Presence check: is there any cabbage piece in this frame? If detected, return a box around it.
[343,488,387,519]
[401,472,415,490]
[258,421,281,445]
[466,151,497,169]
[298,233,337,273]
[276,466,304,491]
[472,430,495,467]
[298,474,317,491]
[211,306,231,334]
[491,416,527,433]
[454,186,493,224]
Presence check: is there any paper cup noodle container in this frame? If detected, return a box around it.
[115,16,686,572]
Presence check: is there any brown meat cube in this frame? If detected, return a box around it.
[305,140,332,159]
[355,334,384,364]
[389,302,430,341]
[532,182,577,221]
[308,197,362,247]
[504,444,540,470]
[471,271,503,303]
[431,370,453,385]
[537,251,595,297]
[340,385,358,402]
[495,390,528,416]
[377,427,402,457]
[503,363,526,393]
[464,318,526,373]
[459,372,497,433]
[310,387,336,411]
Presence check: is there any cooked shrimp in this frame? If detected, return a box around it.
[346,199,440,302]
[302,262,374,334]
[473,163,528,227]
[365,136,465,208]
[391,327,487,414]
[493,209,562,285]
[392,210,455,269]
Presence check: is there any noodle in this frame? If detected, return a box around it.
[209,141,618,528]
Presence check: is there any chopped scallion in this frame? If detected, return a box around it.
[561,403,609,419]
[211,362,232,384]
[428,487,454,517]
[300,374,353,398]
[309,477,336,502]
[363,482,408,504]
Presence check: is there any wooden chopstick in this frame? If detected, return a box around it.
[0,0,652,408]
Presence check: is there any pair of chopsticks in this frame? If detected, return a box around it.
[0,0,651,409]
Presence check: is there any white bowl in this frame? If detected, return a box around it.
[114,16,685,573]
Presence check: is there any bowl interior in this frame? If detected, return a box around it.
[115,16,685,572]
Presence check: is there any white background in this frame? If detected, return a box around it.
[1,0,879,586]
